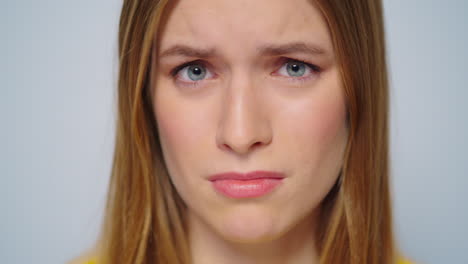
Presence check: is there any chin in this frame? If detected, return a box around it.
[214,206,285,243]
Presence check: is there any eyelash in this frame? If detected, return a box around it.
[170,58,321,87]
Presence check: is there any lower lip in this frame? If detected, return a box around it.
[211,178,283,198]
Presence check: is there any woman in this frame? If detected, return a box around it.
[76,0,412,263]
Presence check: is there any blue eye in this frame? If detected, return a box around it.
[277,60,320,79]
[175,63,213,82]
[286,62,306,77]
[186,65,206,81]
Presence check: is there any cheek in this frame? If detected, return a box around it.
[298,94,347,149]
[153,85,219,200]
[274,72,348,204]
[154,81,214,160]
[279,86,347,163]
[153,89,203,182]
[155,104,196,165]
[156,108,201,154]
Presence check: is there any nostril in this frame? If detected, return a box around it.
[247,141,264,152]
[222,143,233,151]
[220,141,264,153]
[252,141,263,148]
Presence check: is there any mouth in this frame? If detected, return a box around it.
[208,171,285,198]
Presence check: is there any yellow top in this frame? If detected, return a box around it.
[399,260,414,264]
[84,258,414,264]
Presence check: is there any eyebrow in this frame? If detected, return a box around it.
[159,45,217,59]
[158,41,329,59]
[258,42,328,57]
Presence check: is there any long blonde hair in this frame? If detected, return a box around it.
[99,0,394,263]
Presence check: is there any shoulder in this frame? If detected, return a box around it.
[68,256,414,264]
[69,258,414,264]
[67,248,98,264]
[398,257,416,264]
[68,255,97,264]
[70,257,414,264]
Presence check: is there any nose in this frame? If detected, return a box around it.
[216,74,272,155]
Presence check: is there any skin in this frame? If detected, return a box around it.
[152,0,348,263]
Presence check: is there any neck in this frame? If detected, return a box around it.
[187,211,319,264]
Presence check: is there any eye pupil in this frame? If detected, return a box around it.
[192,67,202,75]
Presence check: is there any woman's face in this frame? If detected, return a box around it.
[153,0,347,243]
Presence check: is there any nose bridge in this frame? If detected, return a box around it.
[217,70,272,154]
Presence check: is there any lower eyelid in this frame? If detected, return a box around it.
[175,79,203,88]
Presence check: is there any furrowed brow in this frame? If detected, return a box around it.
[159,44,217,59]
[258,42,328,57]
[158,42,330,60]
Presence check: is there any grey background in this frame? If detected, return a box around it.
[2,0,467,263]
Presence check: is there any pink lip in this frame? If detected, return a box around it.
[208,171,284,198]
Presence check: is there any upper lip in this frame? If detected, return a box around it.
[208,171,285,181]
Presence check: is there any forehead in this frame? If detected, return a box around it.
[157,0,332,57]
